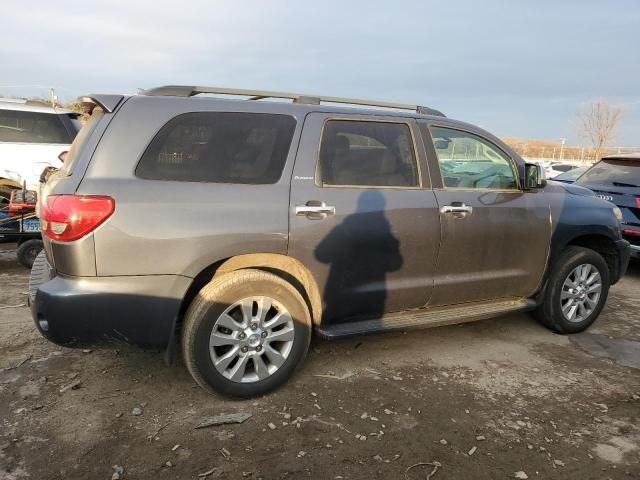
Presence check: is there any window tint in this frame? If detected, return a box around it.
[318,121,418,187]
[0,109,72,144]
[430,127,518,190]
[136,112,296,184]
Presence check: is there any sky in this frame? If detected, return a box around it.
[2,0,639,146]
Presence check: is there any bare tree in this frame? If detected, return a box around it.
[577,100,626,162]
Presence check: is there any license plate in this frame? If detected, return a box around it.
[22,218,40,232]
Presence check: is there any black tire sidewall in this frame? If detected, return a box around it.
[544,247,610,333]
[189,274,311,397]
[17,239,44,269]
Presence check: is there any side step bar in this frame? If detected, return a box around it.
[316,298,536,340]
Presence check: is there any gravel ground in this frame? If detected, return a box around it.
[1,242,639,480]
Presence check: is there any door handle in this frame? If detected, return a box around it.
[440,204,473,215]
[295,202,336,218]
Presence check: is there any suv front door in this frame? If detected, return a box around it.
[288,113,440,324]
[424,124,550,305]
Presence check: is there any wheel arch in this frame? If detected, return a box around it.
[550,233,620,284]
[179,253,322,327]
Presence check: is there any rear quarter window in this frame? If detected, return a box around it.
[136,112,296,184]
[0,109,73,144]
[61,110,105,174]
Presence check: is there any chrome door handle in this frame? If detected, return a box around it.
[295,202,336,217]
[440,204,473,215]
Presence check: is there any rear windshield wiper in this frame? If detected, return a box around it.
[612,181,640,188]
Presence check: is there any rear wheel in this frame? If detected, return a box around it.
[536,246,610,333]
[17,239,44,269]
[182,269,311,397]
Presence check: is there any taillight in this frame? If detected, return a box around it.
[41,195,115,241]
[636,196,640,209]
[623,229,640,236]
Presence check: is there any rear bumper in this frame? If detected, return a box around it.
[31,273,191,348]
[630,244,640,259]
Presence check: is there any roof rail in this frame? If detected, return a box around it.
[140,85,445,117]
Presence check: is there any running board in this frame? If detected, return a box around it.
[316,298,536,339]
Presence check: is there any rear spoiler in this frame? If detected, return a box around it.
[78,94,124,113]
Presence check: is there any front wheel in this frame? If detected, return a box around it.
[182,269,311,397]
[536,246,610,333]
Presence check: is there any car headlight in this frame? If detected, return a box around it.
[613,207,624,223]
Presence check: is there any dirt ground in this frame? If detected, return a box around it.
[1,242,639,480]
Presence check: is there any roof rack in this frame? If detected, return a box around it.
[140,85,445,117]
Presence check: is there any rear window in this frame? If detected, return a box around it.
[0,109,73,144]
[61,109,105,174]
[136,112,296,184]
[577,159,640,186]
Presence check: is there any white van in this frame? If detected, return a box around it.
[0,99,80,205]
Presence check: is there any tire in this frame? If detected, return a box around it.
[0,185,16,207]
[29,250,54,304]
[536,246,610,334]
[182,269,312,397]
[17,239,44,269]
[11,190,37,205]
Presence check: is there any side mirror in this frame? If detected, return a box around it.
[434,139,450,149]
[524,163,547,190]
[58,150,69,163]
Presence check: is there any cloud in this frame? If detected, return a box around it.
[1,0,638,144]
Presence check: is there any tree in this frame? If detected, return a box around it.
[577,100,626,162]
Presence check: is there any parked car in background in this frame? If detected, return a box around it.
[576,154,640,259]
[552,165,590,184]
[545,162,581,179]
[0,98,80,206]
[30,86,630,397]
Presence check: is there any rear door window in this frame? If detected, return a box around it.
[0,109,73,144]
[317,120,419,187]
[136,112,296,184]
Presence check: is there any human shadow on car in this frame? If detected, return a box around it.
[314,190,403,324]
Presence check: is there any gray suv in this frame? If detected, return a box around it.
[30,86,631,397]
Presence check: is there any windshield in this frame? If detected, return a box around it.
[555,166,589,181]
[577,159,640,186]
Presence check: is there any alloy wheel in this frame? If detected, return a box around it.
[208,296,295,383]
[560,263,602,323]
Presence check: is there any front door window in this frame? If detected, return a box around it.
[430,127,518,190]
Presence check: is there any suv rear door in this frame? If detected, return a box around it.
[422,123,550,305]
[288,113,440,324]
